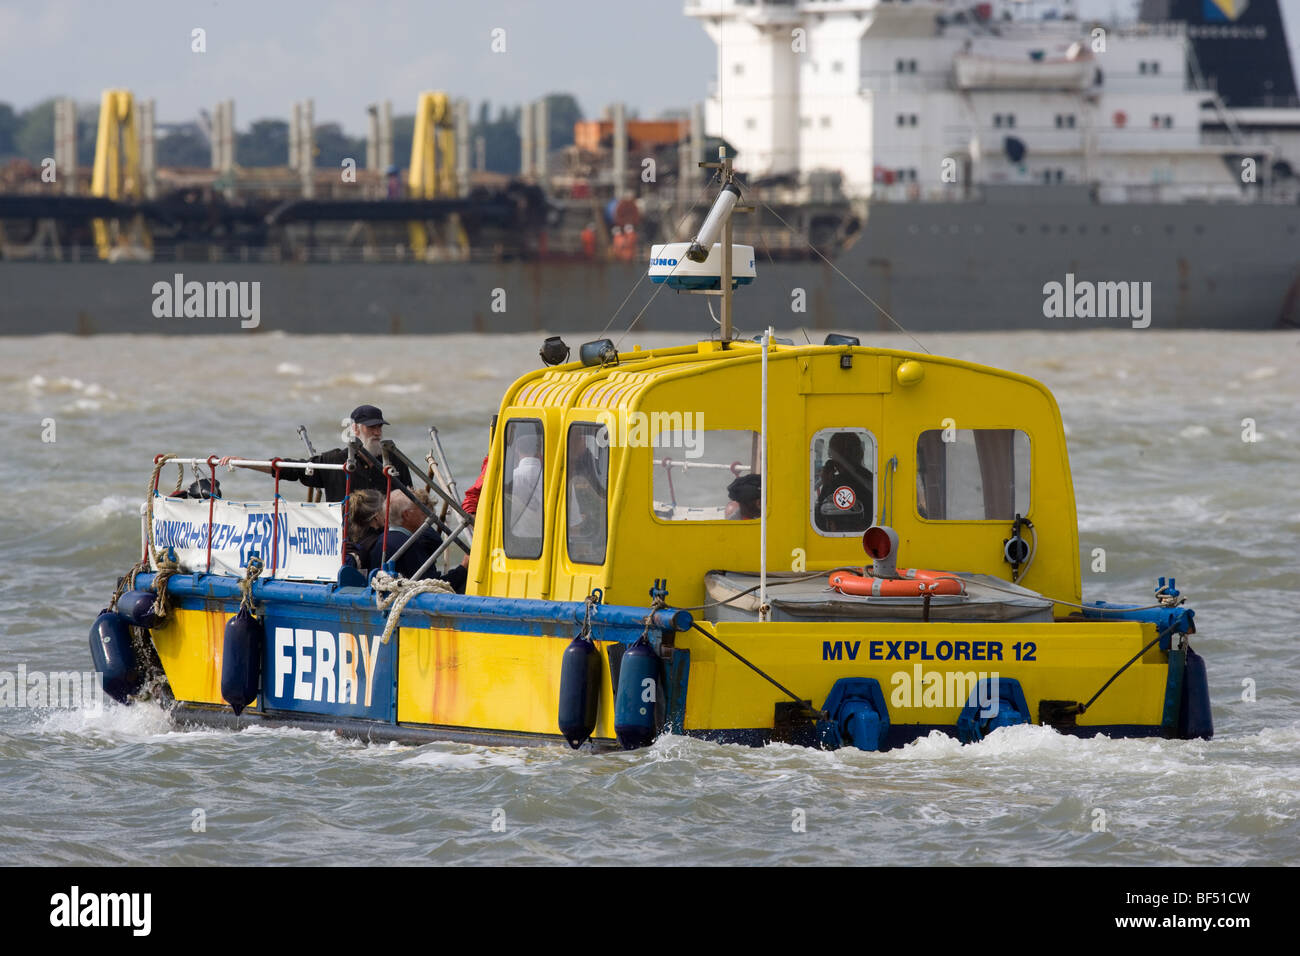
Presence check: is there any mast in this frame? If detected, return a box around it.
[690,146,745,343]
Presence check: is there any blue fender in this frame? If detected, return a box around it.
[1178,647,1213,740]
[88,610,140,704]
[117,589,164,629]
[220,607,264,716]
[557,635,602,749]
[614,636,663,750]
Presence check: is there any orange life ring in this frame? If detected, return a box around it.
[828,569,965,597]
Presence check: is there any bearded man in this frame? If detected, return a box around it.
[220,404,411,502]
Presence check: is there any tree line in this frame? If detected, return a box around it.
[0,94,582,175]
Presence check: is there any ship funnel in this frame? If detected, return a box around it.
[686,183,740,262]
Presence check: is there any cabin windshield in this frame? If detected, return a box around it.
[567,423,609,564]
[652,429,761,521]
[502,419,545,558]
[916,428,1030,520]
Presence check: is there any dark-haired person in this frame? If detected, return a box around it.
[168,477,222,499]
[726,473,762,520]
[815,432,873,532]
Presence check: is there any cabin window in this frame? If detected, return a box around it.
[915,428,1030,520]
[502,419,545,559]
[566,423,609,565]
[652,429,762,521]
[811,428,877,536]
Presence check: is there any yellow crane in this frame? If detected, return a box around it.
[90,89,151,260]
[406,91,466,258]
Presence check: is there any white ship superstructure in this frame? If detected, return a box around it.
[687,0,1250,200]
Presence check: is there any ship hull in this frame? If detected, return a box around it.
[120,573,1203,751]
[7,200,1297,333]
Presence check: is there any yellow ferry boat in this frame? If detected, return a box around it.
[89,154,1212,751]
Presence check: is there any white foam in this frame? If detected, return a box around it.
[275,362,303,375]
[1245,366,1279,381]
[398,746,528,771]
[37,699,173,740]
[26,374,115,399]
[78,495,141,522]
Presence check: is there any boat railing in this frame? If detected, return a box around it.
[145,444,473,586]
[146,456,346,583]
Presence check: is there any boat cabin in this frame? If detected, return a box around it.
[467,338,1081,615]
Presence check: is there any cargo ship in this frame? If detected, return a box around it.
[3,0,1299,333]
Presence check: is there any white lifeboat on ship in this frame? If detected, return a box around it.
[954,39,1093,91]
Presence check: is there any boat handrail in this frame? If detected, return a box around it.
[655,459,752,472]
[160,456,348,471]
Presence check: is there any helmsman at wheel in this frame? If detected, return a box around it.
[220,404,411,502]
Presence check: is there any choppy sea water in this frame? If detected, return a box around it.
[1,330,1296,866]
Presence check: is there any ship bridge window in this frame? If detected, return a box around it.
[811,428,877,536]
[916,428,1030,521]
[502,419,545,559]
[566,423,609,565]
[652,429,761,521]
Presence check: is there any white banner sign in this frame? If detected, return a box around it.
[150,495,343,582]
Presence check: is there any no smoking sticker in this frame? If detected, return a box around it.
[833,485,856,510]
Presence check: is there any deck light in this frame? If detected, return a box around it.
[539,336,570,366]
[824,333,860,346]
[579,338,618,367]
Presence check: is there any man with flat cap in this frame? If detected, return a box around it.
[221,404,412,502]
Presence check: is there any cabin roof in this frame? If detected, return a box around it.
[506,340,1056,412]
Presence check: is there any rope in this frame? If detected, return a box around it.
[1060,634,1164,717]
[108,557,150,612]
[237,556,264,618]
[728,174,932,356]
[371,570,453,645]
[689,622,822,719]
[149,554,181,620]
[630,589,667,644]
[140,454,185,619]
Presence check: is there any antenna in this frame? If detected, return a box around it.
[694,146,750,343]
[646,147,755,345]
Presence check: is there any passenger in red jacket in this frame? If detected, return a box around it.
[461,416,497,516]
[462,456,488,515]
